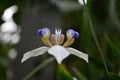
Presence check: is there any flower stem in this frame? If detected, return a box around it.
[22,57,54,80]
[82,0,110,79]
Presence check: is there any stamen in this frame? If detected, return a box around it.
[37,28,79,47]
[51,33,64,45]
[51,34,56,45]
[60,34,64,45]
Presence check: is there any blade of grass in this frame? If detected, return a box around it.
[22,57,54,80]
[82,0,110,79]
[72,67,88,80]
[109,72,120,80]
[104,34,120,60]
[57,64,73,80]
[82,5,98,80]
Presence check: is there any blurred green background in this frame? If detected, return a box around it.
[0,0,120,80]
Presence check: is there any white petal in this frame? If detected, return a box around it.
[21,46,48,63]
[48,45,70,64]
[73,77,77,80]
[78,0,87,5]
[66,47,88,63]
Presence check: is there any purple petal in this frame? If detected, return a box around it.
[67,29,74,37]
[42,28,50,36]
[37,28,50,37]
[37,29,43,37]
[42,28,50,32]
[67,29,79,38]
[73,31,79,38]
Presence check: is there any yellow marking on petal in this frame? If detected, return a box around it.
[42,36,52,47]
[63,38,74,47]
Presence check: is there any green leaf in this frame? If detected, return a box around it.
[109,72,120,80]
[57,64,73,80]
[22,57,54,80]
[83,1,110,79]
[104,34,120,60]
[72,67,88,80]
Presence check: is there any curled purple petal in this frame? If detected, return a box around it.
[37,28,50,37]
[67,29,74,37]
[73,31,79,38]
[67,29,79,38]
[37,29,43,37]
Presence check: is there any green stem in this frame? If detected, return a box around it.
[72,67,88,80]
[22,57,54,80]
[82,0,110,79]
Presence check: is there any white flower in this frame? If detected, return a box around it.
[78,0,87,5]
[21,28,88,64]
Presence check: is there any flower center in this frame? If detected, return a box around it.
[37,28,79,47]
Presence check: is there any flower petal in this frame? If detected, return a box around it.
[66,47,88,63]
[48,45,70,64]
[21,46,49,63]
[78,0,87,5]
